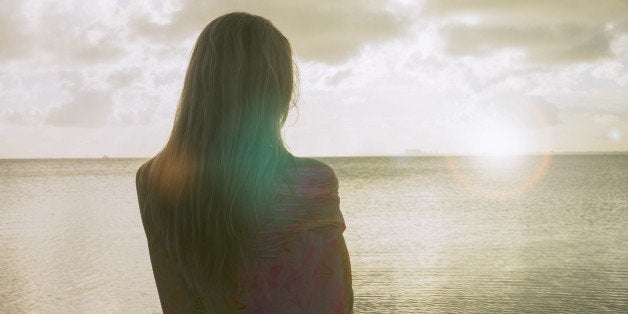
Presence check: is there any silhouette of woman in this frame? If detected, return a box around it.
[135,12,353,313]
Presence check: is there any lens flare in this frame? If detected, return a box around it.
[444,96,553,198]
[444,154,552,198]
[609,129,622,141]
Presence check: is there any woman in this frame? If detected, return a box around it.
[135,12,353,313]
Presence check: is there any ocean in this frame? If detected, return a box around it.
[0,155,626,313]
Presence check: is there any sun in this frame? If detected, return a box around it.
[447,120,552,198]
[474,123,525,156]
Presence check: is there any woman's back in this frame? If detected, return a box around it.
[136,156,353,313]
[135,11,352,313]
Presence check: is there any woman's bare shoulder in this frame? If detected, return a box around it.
[293,157,336,176]
[284,156,339,198]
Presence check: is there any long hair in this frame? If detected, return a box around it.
[144,12,296,309]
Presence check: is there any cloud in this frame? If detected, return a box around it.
[106,67,143,89]
[473,92,561,128]
[0,71,115,128]
[442,24,613,64]
[130,0,412,64]
[325,68,353,86]
[0,108,45,126]
[501,97,561,128]
[422,0,628,64]
[0,1,33,60]
[0,1,125,64]
[0,61,169,129]
[593,114,621,124]
[45,88,114,127]
[41,69,160,128]
[562,105,628,123]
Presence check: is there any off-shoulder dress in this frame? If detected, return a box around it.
[135,156,353,313]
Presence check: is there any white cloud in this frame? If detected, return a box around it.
[1,0,627,157]
[0,1,127,65]
[422,0,628,65]
[45,88,113,127]
[130,0,413,63]
[471,92,561,129]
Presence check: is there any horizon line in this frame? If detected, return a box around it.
[1,151,627,160]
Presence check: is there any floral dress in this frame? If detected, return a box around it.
[136,157,353,313]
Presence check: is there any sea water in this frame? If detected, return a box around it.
[0,155,626,313]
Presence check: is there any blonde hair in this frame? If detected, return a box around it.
[145,12,296,310]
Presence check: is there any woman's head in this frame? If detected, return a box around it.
[146,12,297,310]
[174,12,294,149]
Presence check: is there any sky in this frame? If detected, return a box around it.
[1,0,627,158]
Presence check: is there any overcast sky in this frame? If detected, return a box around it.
[1,0,627,158]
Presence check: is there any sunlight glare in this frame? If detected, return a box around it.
[474,123,525,156]
[609,129,622,141]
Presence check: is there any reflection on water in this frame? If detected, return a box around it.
[0,156,627,312]
[0,159,158,312]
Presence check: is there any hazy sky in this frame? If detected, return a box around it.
[1,0,627,158]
